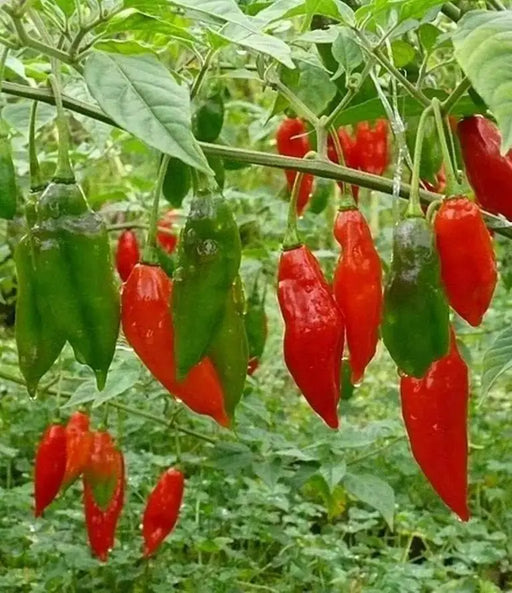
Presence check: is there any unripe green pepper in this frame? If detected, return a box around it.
[173,190,242,379]
[32,180,120,389]
[162,157,191,208]
[0,122,17,220]
[382,216,450,378]
[192,91,224,143]
[208,276,249,420]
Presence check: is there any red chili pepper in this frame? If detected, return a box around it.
[121,264,229,427]
[333,208,383,384]
[355,119,389,176]
[116,230,140,282]
[62,411,92,489]
[277,245,344,428]
[276,117,313,215]
[327,128,360,200]
[157,210,179,253]
[83,431,123,511]
[422,164,446,194]
[34,424,67,517]
[458,116,512,220]
[400,328,469,521]
[142,468,185,557]
[83,449,124,562]
[247,357,259,376]
[434,196,497,327]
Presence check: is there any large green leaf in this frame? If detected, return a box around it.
[344,472,395,530]
[481,326,512,396]
[84,51,211,173]
[453,10,512,153]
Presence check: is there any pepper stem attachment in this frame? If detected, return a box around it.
[144,154,170,264]
[432,98,461,196]
[28,100,44,191]
[48,67,74,183]
[408,105,432,217]
[282,151,316,250]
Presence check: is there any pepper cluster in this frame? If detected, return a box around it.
[34,411,184,561]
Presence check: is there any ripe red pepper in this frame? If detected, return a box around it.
[83,430,123,511]
[34,424,67,517]
[83,449,124,562]
[276,117,313,215]
[142,468,185,557]
[333,208,383,384]
[157,210,179,253]
[121,264,229,427]
[247,357,259,376]
[400,328,469,521]
[277,244,344,428]
[434,196,497,327]
[62,411,92,489]
[355,119,389,176]
[458,116,512,220]
[116,230,140,282]
[327,128,360,200]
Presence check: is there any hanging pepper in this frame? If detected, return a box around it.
[142,468,185,557]
[83,430,123,511]
[207,276,249,420]
[278,244,344,428]
[121,264,229,427]
[116,229,140,282]
[333,207,383,384]
[62,411,92,490]
[0,121,17,220]
[162,157,191,208]
[83,449,124,562]
[434,196,497,327]
[382,216,450,378]
[34,424,67,517]
[173,191,242,380]
[400,328,469,521]
[276,117,313,214]
[355,119,389,176]
[244,278,268,376]
[192,90,225,143]
[458,116,512,220]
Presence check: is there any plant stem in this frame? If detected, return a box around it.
[441,2,461,21]
[48,68,74,182]
[282,171,303,250]
[28,100,44,190]
[442,77,471,114]
[272,78,319,126]
[408,105,433,217]
[143,155,169,264]
[432,98,460,196]
[190,48,215,100]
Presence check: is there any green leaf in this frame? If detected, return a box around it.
[390,40,416,68]
[319,460,346,493]
[481,326,512,396]
[418,23,441,53]
[452,10,512,153]
[331,28,363,79]
[84,51,211,174]
[94,40,155,55]
[344,472,395,529]
[296,64,337,115]
[2,101,55,137]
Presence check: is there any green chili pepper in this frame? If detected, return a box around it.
[15,189,66,396]
[244,280,267,361]
[208,276,249,419]
[173,190,242,379]
[162,157,191,208]
[308,177,332,214]
[32,180,120,390]
[382,216,450,378]
[192,91,225,143]
[0,122,17,220]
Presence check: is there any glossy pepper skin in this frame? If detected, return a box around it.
[278,245,344,429]
[0,125,17,220]
[434,196,497,326]
[62,411,92,489]
[15,226,66,396]
[400,329,469,521]
[122,264,229,427]
[142,468,185,557]
[276,118,313,215]
[116,230,140,282]
[173,191,241,379]
[382,216,450,378]
[207,277,249,420]
[83,449,124,562]
[333,208,383,384]
[458,116,512,220]
[84,431,123,511]
[34,424,67,517]
[32,181,120,390]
